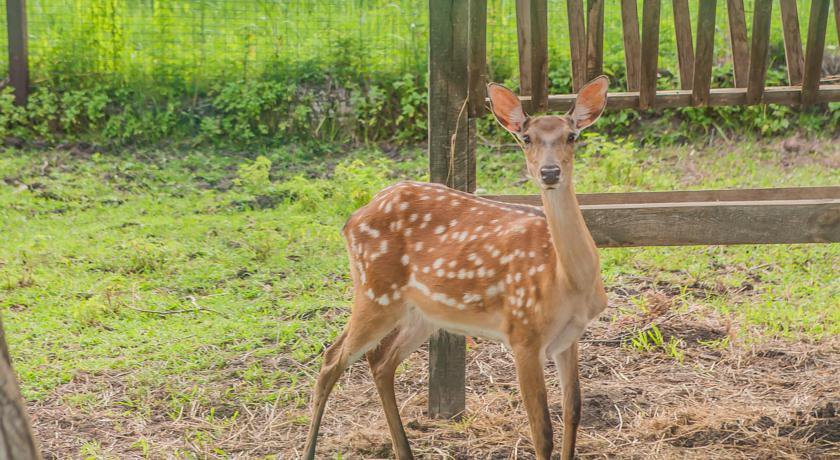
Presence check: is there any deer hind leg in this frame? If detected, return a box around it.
[303,297,407,460]
[553,342,581,460]
[366,309,435,460]
[512,343,554,460]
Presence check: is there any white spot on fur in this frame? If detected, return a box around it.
[399,202,409,211]
[463,293,482,303]
[401,255,410,266]
[434,225,446,234]
[433,258,444,269]
[408,274,431,296]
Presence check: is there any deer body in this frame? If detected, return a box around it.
[305,77,611,460]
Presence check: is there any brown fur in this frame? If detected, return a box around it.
[304,76,611,460]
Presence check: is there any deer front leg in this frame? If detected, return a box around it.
[554,342,581,460]
[512,344,554,460]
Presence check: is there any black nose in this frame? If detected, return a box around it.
[539,165,561,185]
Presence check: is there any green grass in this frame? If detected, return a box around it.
[0,138,837,455]
[2,0,837,90]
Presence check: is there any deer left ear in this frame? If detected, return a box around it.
[488,83,528,134]
[568,76,609,130]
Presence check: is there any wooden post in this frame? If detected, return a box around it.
[726,0,750,88]
[585,0,605,82]
[745,0,773,105]
[515,0,548,113]
[0,317,41,460]
[691,0,716,106]
[672,0,694,90]
[639,0,661,109]
[427,0,473,420]
[620,0,641,91]
[801,0,830,105]
[5,0,29,106]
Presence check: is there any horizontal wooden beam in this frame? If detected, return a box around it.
[490,85,840,111]
[484,186,840,206]
[482,190,840,247]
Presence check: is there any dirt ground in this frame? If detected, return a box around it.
[29,283,839,459]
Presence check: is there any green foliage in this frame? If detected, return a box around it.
[2,1,838,148]
[626,325,685,363]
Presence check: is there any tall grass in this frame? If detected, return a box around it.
[2,0,837,92]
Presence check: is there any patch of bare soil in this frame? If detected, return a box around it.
[29,293,840,458]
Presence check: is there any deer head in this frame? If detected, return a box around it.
[487,76,609,190]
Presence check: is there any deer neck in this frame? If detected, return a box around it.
[540,181,600,291]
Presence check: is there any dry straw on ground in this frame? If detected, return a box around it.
[30,282,840,459]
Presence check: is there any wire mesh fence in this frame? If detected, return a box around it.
[2,1,837,92]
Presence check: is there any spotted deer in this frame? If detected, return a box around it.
[304,76,610,460]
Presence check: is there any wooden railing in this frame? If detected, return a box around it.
[427,0,840,419]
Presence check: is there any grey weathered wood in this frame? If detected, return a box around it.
[586,0,605,81]
[481,197,840,247]
[5,0,29,106]
[746,0,773,104]
[500,85,840,111]
[428,0,471,420]
[779,0,805,86]
[428,329,466,420]
[0,316,42,460]
[468,0,487,117]
[801,0,830,105]
[484,186,840,206]
[672,0,695,90]
[691,0,717,106]
[620,0,642,91]
[640,0,661,109]
[516,0,548,112]
[726,0,750,87]
[567,0,587,92]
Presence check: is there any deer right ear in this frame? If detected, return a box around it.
[488,83,527,134]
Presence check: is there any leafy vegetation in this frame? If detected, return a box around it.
[1,1,839,147]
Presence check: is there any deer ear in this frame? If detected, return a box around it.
[488,83,527,133]
[569,75,609,130]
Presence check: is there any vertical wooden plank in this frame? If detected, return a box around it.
[585,0,605,81]
[745,0,773,105]
[692,0,716,106]
[515,0,533,98]
[468,0,487,117]
[567,0,587,92]
[428,0,470,420]
[779,0,805,85]
[620,0,641,91]
[516,0,547,112]
[726,0,750,88]
[6,0,29,106]
[835,0,840,47]
[801,0,830,105]
[532,0,548,112]
[640,0,661,109]
[672,0,695,90]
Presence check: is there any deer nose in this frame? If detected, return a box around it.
[539,165,561,185]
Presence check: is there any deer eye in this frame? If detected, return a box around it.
[521,134,531,144]
[567,133,577,143]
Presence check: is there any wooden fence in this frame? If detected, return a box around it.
[427,0,840,419]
